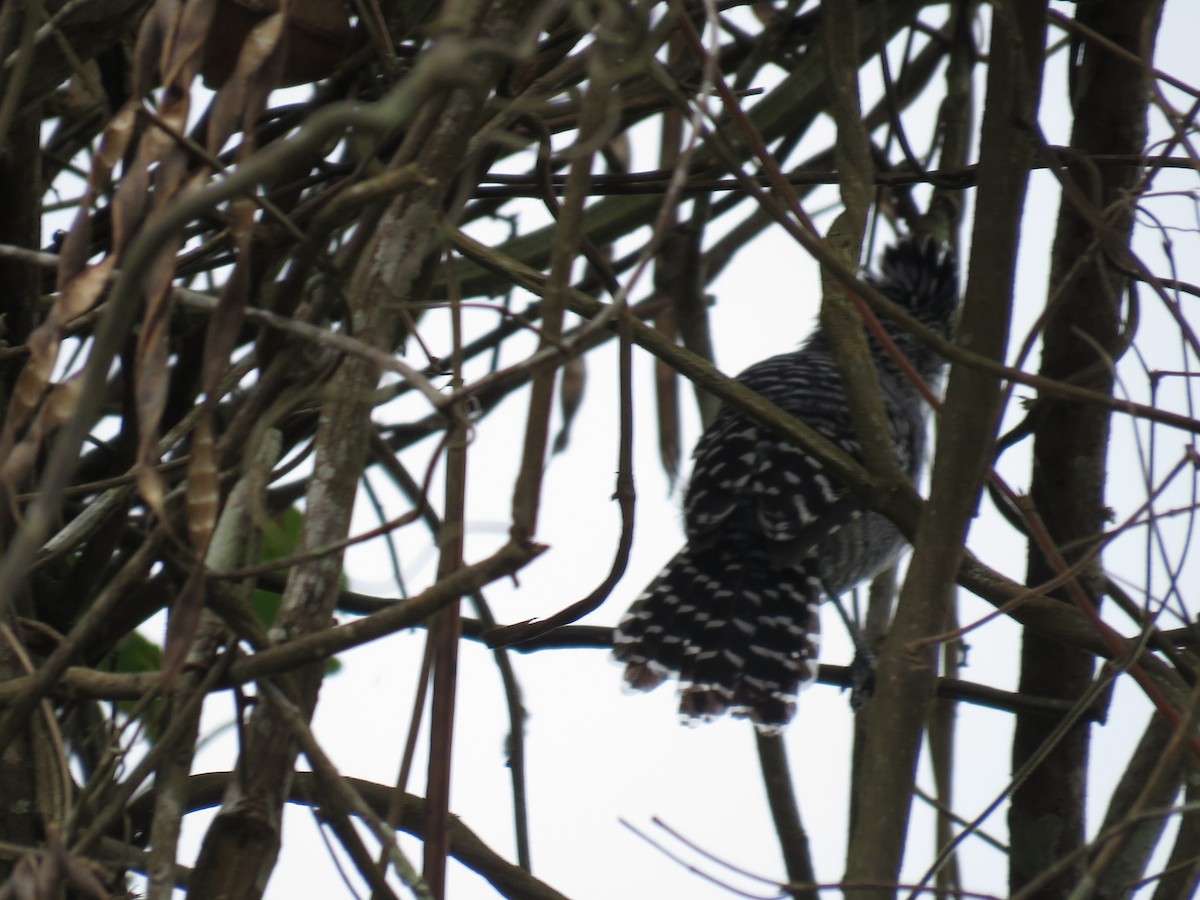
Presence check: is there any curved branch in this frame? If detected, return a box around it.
[124,772,569,900]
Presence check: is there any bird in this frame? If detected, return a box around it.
[612,234,960,728]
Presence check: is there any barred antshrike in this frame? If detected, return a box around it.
[613,235,959,727]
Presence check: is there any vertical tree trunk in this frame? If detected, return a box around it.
[845,3,1049,893]
[1009,2,1164,896]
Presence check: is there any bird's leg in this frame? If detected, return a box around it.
[823,581,874,709]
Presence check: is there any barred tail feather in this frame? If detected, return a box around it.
[614,545,822,728]
[613,548,699,691]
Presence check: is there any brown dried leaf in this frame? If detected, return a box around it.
[1,329,60,449]
[201,246,250,395]
[162,0,219,88]
[154,86,192,141]
[654,308,681,485]
[2,378,85,487]
[57,104,137,285]
[131,0,167,97]
[109,154,151,261]
[235,11,289,122]
[108,119,194,264]
[133,246,180,520]
[207,11,287,154]
[0,259,113,469]
[57,255,116,324]
[126,0,215,225]
[42,378,84,430]
[56,211,94,292]
[91,103,139,189]
[228,191,255,245]
[187,414,220,552]
[1,442,38,491]
[194,0,282,406]
[552,355,587,454]
[136,464,168,524]
[202,0,351,89]
[149,143,191,211]
[205,84,244,157]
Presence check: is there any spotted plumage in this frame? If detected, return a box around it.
[613,235,960,728]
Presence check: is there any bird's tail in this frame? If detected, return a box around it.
[613,542,821,728]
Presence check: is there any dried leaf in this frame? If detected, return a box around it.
[57,255,116,324]
[202,0,351,89]
[124,3,219,528]
[136,464,168,524]
[0,442,37,490]
[133,248,180,520]
[187,414,220,552]
[1,328,59,448]
[0,381,81,491]
[201,244,250,395]
[654,307,681,485]
[91,103,139,187]
[117,0,223,532]
[109,154,151,260]
[195,2,285,410]
[162,0,219,87]
[131,0,167,97]
[207,11,288,154]
[235,11,289,121]
[150,142,190,208]
[228,191,255,245]
[552,355,587,454]
[151,1,184,80]
[57,104,137,285]
[0,258,114,473]
[42,378,83,430]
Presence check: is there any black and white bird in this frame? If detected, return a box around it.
[612,235,960,728]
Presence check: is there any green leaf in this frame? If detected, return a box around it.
[114,631,164,673]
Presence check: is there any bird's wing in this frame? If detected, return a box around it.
[683,350,869,557]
